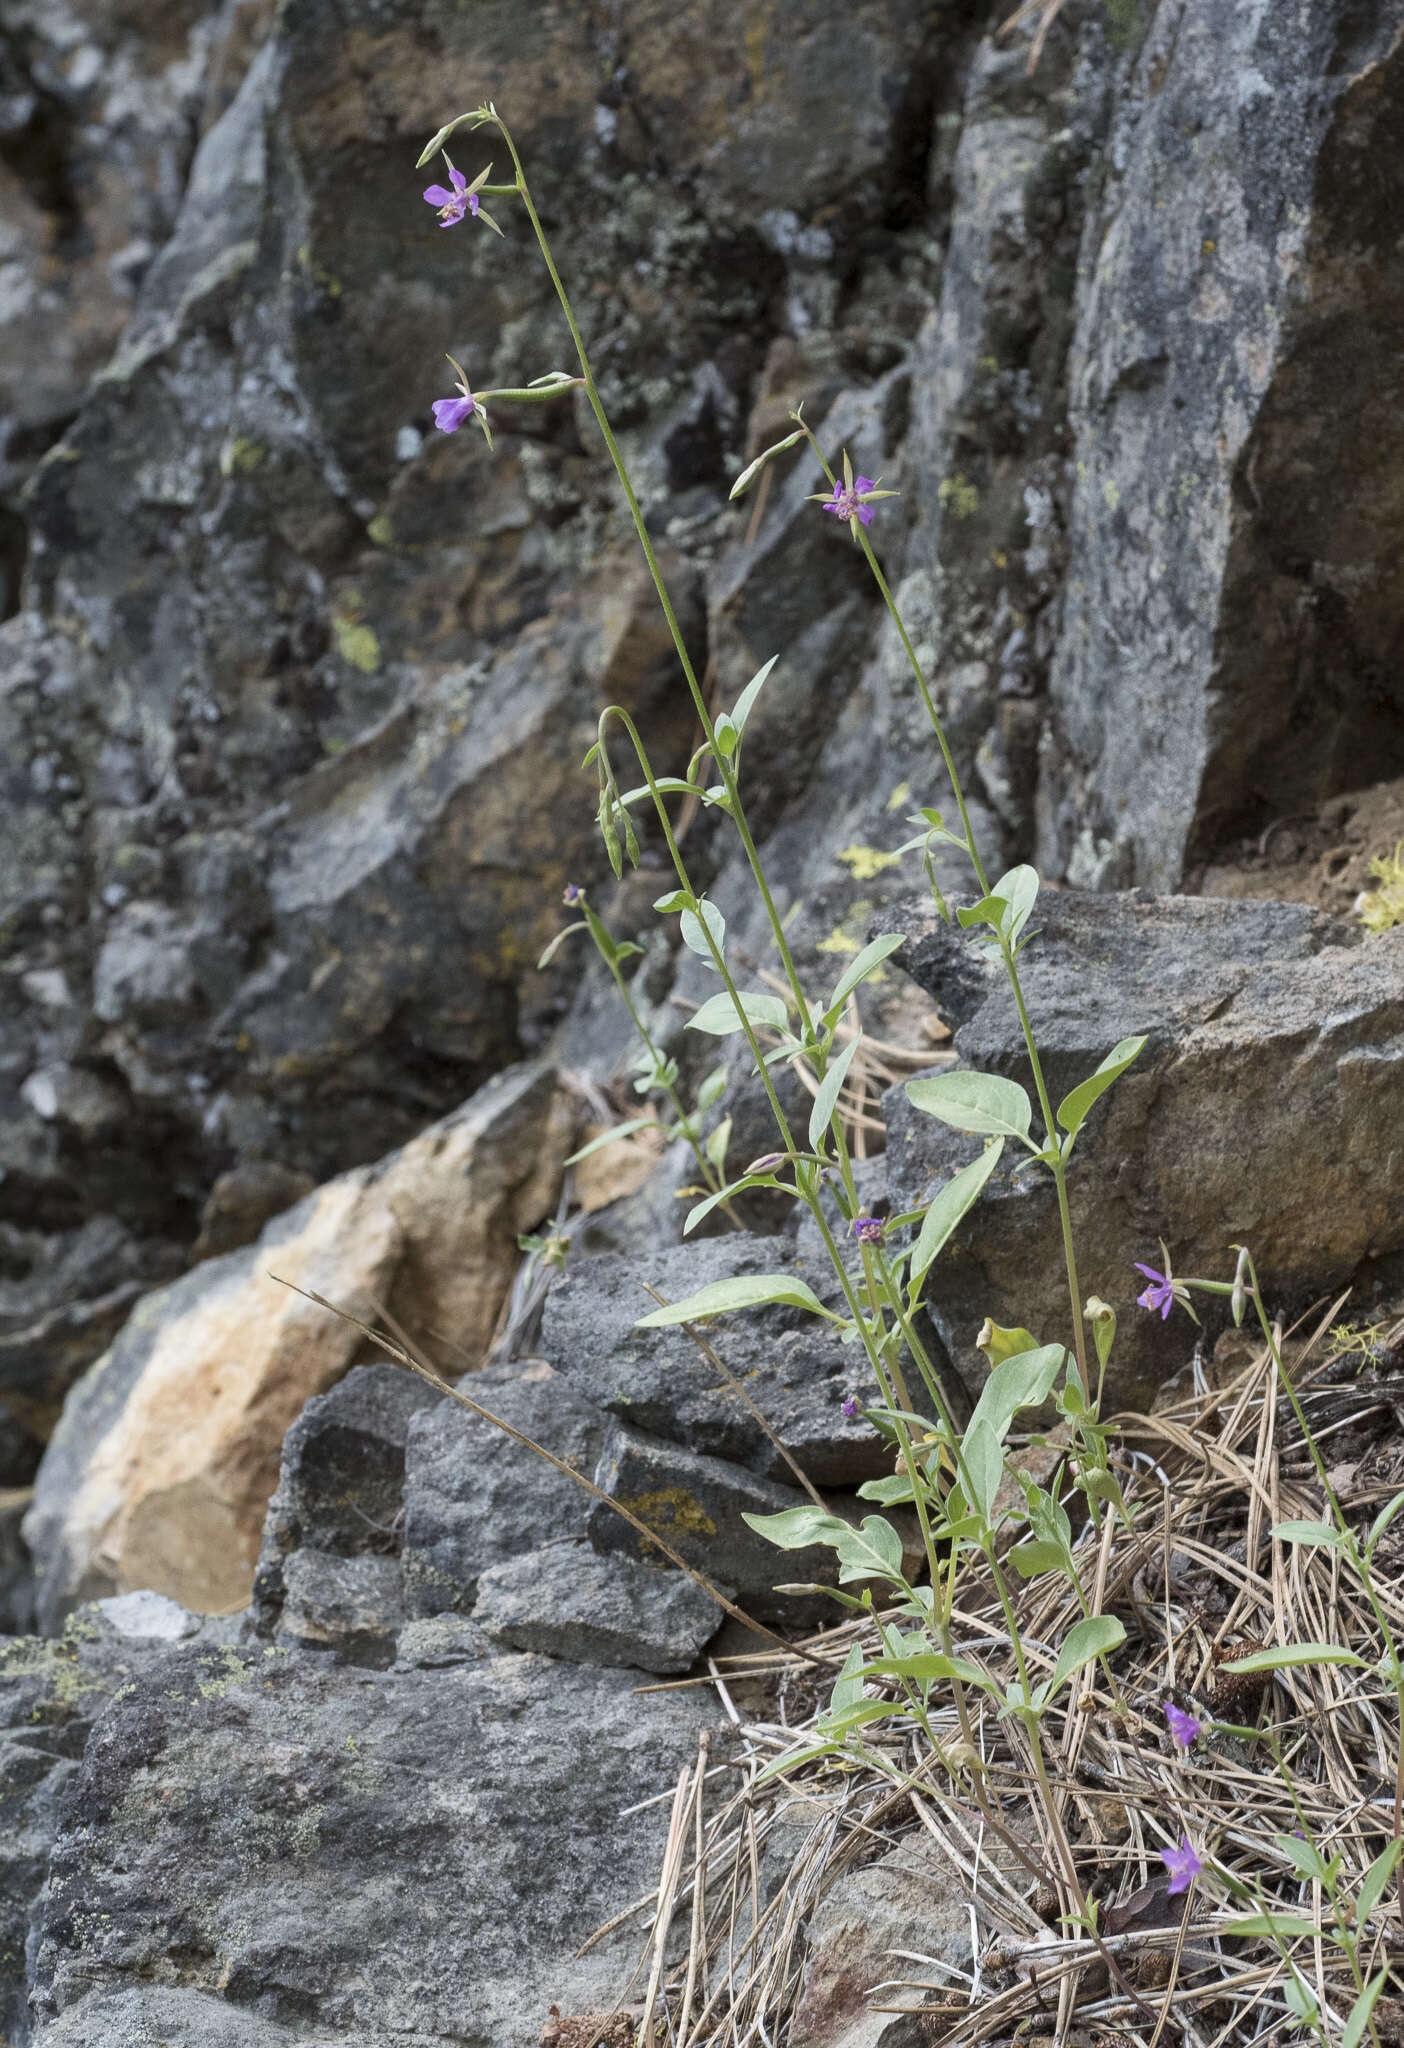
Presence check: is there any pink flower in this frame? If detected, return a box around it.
[1160,1835,1203,1896]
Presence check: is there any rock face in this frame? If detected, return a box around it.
[885,891,1404,1405]
[4,1609,717,2048]
[23,1064,572,1631]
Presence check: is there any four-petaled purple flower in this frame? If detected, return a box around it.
[807,451,898,542]
[841,1395,861,1421]
[423,162,480,226]
[1160,1834,1203,1896]
[562,883,585,907]
[852,1215,884,1246]
[1164,1701,1202,1751]
[432,355,493,448]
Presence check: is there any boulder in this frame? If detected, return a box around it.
[24,1064,572,1631]
[25,1635,718,2048]
[588,1419,854,1623]
[884,891,1404,1405]
[1037,0,1404,887]
[543,1235,883,1486]
[473,1540,724,1675]
[400,1360,605,1618]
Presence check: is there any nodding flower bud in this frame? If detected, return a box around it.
[852,1215,884,1246]
[1230,1245,1253,1327]
[745,1153,786,1175]
[562,883,585,907]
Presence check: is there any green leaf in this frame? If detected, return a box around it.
[961,1416,1003,1527]
[858,1651,992,1690]
[1271,1519,1345,1549]
[636,1273,833,1327]
[1045,1615,1127,1701]
[976,1318,1042,1368]
[679,901,727,965]
[1356,1839,1403,1925]
[687,990,790,1036]
[753,1739,842,1784]
[740,1508,909,1588]
[696,1063,728,1113]
[713,715,740,759]
[857,1472,917,1505]
[1223,1913,1322,1939]
[829,1643,867,1715]
[682,1171,781,1237]
[1056,1035,1147,1142]
[817,1697,898,1736]
[704,1114,731,1173]
[1344,1968,1391,2048]
[565,1117,664,1165]
[1008,1538,1070,1581]
[824,934,906,1022]
[1219,1643,1369,1672]
[809,1034,862,1151]
[964,1345,1067,1449]
[906,1070,1034,1144]
[729,654,780,736]
[1273,1832,1331,1885]
[742,1505,853,1549]
[990,865,1039,947]
[1367,1489,1404,1553]
[906,1142,1004,1306]
[616,777,704,808]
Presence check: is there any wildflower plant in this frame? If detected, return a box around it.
[405,101,1402,2039]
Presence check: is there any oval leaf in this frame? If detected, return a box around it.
[680,899,727,969]
[1056,1035,1147,1141]
[687,990,790,1036]
[906,1070,1033,1143]
[906,1141,1004,1304]
[963,1344,1067,1449]
[1047,1614,1127,1699]
[636,1273,831,1327]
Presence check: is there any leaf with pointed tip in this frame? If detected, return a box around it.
[809,1034,862,1151]
[686,990,790,1036]
[637,1273,833,1327]
[906,1070,1033,1144]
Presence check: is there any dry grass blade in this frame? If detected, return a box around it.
[616,1333,1404,2048]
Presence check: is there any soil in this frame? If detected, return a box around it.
[1193,772,1404,919]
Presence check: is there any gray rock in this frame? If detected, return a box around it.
[1,1487,35,1636]
[26,1639,718,2048]
[543,1235,883,1485]
[274,1550,406,1669]
[34,1984,322,2048]
[882,892,1404,1405]
[474,1539,724,1674]
[252,1363,439,1639]
[1039,0,1404,888]
[400,1363,605,1617]
[788,1835,975,2048]
[588,1420,855,1624]
[392,1614,494,1671]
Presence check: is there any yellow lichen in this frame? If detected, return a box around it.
[617,1488,718,1543]
[837,844,901,882]
[938,472,979,520]
[1356,843,1404,934]
[219,437,264,478]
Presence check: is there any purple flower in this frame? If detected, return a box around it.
[805,452,897,542]
[1164,1702,1202,1751]
[822,476,877,527]
[562,883,585,907]
[1160,1835,1203,1896]
[745,1153,785,1175]
[432,394,476,434]
[841,1395,861,1421]
[1135,1262,1176,1320]
[423,164,479,225]
[852,1216,884,1246]
[432,355,493,448]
